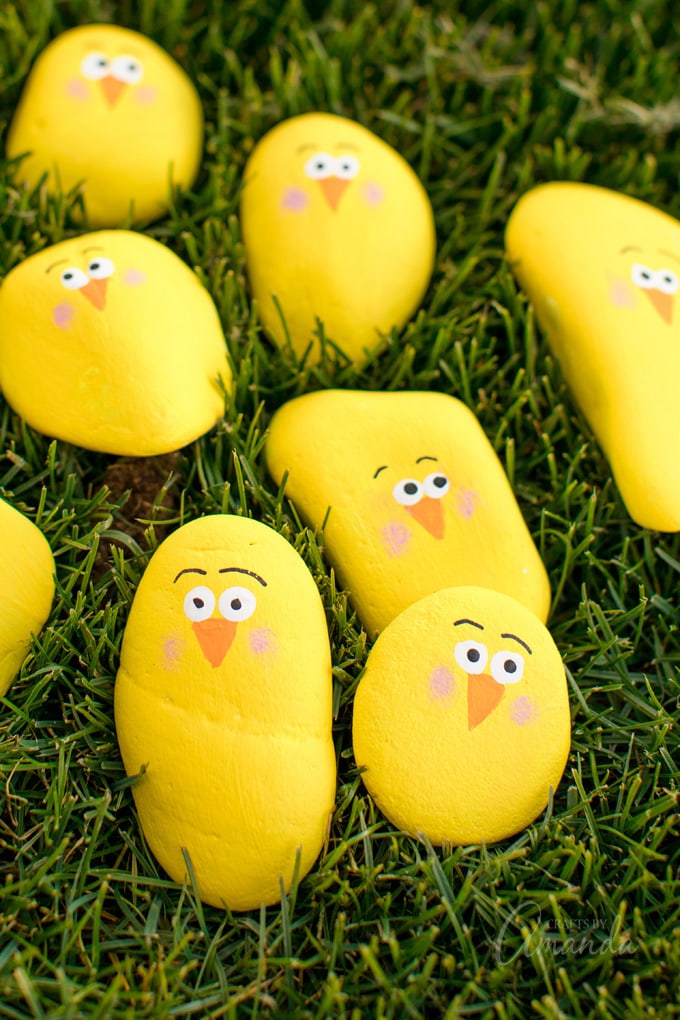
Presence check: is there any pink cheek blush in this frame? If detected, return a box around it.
[65,78,89,100]
[281,187,309,212]
[363,181,385,206]
[249,628,278,655]
[122,268,147,286]
[610,277,636,308]
[53,303,75,329]
[429,665,454,701]
[135,85,157,105]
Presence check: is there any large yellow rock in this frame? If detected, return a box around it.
[506,181,680,531]
[265,390,550,636]
[115,514,336,911]
[0,230,230,456]
[353,586,570,845]
[241,113,436,364]
[6,24,203,227]
[0,499,54,699]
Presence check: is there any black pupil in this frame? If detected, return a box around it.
[64,272,73,280]
[642,270,651,280]
[231,599,242,611]
[468,648,480,663]
[316,162,325,171]
[129,63,136,71]
[404,482,418,495]
[193,597,204,609]
[90,262,99,271]
[433,475,447,488]
[505,659,517,674]
[98,59,106,67]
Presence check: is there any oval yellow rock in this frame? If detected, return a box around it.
[114,514,336,911]
[506,181,680,531]
[241,113,436,364]
[353,586,570,845]
[0,499,55,699]
[7,24,203,227]
[0,231,231,456]
[265,390,550,636]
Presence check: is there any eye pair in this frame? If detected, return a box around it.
[631,263,678,294]
[393,473,450,507]
[60,258,115,291]
[454,640,525,684]
[183,585,257,624]
[81,52,144,84]
[304,152,360,181]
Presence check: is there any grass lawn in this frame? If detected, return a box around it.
[1,0,679,1016]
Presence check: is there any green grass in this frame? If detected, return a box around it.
[1,0,679,1016]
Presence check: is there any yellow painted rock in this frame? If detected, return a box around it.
[241,113,436,364]
[115,514,336,911]
[506,181,680,531]
[265,390,550,636]
[6,24,202,226]
[0,499,54,699]
[353,586,570,844]
[0,231,230,456]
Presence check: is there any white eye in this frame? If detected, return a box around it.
[392,478,422,507]
[60,267,89,290]
[454,640,488,674]
[87,257,115,280]
[218,586,257,622]
[490,649,524,684]
[334,154,360,179]
[111,54,144,84]
[183,586,215,623]
[631,263,655,289]
[423,472,450,499]
[655,268,679,294]
[304,152,334,180]
[81,52,110,80]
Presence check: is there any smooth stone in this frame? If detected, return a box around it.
[506,181,680,531]
[0,230,231,456]
[114,514,336,911]
[353,586,570,845]
[6,24,203,226]
[265,389,550,637]
[0,499,54,699]
[241,112,436,365]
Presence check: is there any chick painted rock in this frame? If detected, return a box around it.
[115,514,336,911]
[6,24,202,226]
[265,390,549,637]
[353,586,570,844]
[0,499,55,699]
[241,113,436,364]
[0,231,230,456]
[506,181,680,531]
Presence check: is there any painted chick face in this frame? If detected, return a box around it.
[611,244,680,324]
[375,455,450,540]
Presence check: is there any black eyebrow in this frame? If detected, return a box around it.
[81,246,105,254]
[173,567,207,583]
[620,245,642,254]
[336,143,359,151]
[454,618,484,630]
[501,632,532,655]
[45,259,69,274]
[297,143,317,153]
[416,455,438,464]
[659,249,680,265]
[373,465,388,478]
[219,567,267,587]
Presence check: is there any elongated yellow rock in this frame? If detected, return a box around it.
[115,514,336,911]
[7,24,203,226]
[0,499,54,699]
[265,390,550,636]
[241,113,436,364]
[353,586,570,845]
[506,181,680,531]
[0,231,230,456]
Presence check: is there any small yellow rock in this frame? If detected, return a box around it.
[0,231,230,456]
[265,390,550,636]
[6,24,203,226]
[353,586,570,845]
[0,499,54,699]
[241,113,436,364]
[115,514,336,911]
[506,181,680,531]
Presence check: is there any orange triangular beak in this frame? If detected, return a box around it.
[192,618,237,668]
[643,288,673,324]
[99,75,126,108]
[319,176,349,210]
[80,278,108,310]
[467,672,504,730]
[404,496,445,539]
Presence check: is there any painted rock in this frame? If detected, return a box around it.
[0,499,54,699]
[115,514,336,911]
[265,390,550,637]
[0,231,230,456]
[353,586,570,844]
[6,24,202,227]
[506,181,680,531]
[240,113,436,364]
